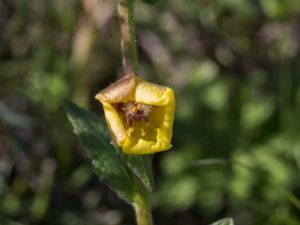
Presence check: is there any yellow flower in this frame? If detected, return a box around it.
[95,74,175,155]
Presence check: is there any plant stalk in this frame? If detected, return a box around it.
[117,0,140,74]
[133,178,153,225]
[117,1,152,224]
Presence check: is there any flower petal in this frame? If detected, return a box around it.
[101,102,128,145]
[121,89,175,154]
[134,77,172,106]
[158,89,175,141]
[121,136,172,154]
[95,74,136,103]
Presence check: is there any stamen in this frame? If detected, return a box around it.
[116,101,155,128]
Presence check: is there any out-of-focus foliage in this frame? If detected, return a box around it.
[212,218,234,225]
[1,0,300,225]
[141,0,163,5]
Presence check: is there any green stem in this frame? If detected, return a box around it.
[117,1,152,223]
[133,178,153,225]
[117,0,140,74]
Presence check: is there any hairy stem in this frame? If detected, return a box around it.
[117,0,139,74]
[117,1,152,224]
[133,178,153,225]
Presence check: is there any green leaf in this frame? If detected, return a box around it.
[65,101,134,202]
[141,0,163,5]
[211,218,234,225]
[125,155,154,192]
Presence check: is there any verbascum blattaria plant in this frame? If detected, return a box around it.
[66,0,234,225]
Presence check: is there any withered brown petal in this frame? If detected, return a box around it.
[95,74,136,103]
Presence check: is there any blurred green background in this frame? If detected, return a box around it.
[1,0,300,224]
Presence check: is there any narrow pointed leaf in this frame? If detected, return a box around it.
[125,154,154,192]
[65,101,133,202]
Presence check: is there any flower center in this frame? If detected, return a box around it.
[116,101,155,126]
